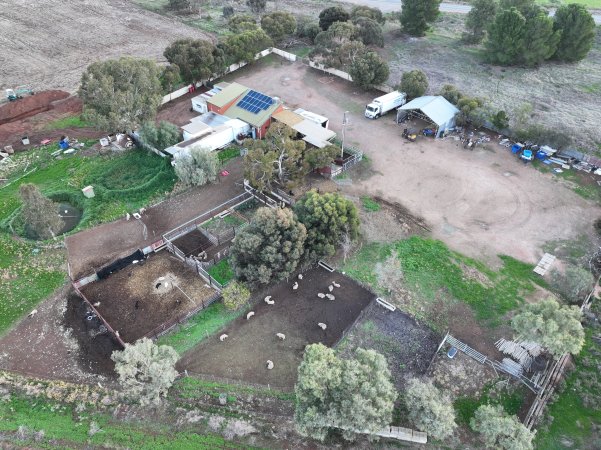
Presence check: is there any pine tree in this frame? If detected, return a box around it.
[553,3,596,62]
[400,0,441,37]
[464,0,498,44]
[485,8,526,65]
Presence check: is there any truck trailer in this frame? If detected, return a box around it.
[364,91,406,119]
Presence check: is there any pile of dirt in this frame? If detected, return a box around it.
[0,90,70,125]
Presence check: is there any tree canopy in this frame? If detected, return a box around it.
[511,297,585,357]
[319,6,350,31]
[174,147,219,187]
[471,404,535,450]
[139,121,181,151]
[553,3,596,62]
[294,190,360,261]
[246,0,266,14]
[485,7,527,65]
[228,14,258,33]
[351,5,385,24]
[350,49,389,88]
[295,344,397,441]
[19,184,64,240]
[404,378,457,440]
[463,0,498,44]
[519,9,561,67]
[111,338,178,406]
[223,28,273,65]
[163,39,225,84]
[261,12,297,43]
[400,70,429,99]
[230,207,306,286]
[244,122,306,190]
[400,0,441,37]
[353,17,384,47]
[79,57,162,131]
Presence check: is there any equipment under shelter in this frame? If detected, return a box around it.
[397,96,459,138]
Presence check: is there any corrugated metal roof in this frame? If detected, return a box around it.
[181,121,211,136]
[399,96,459,127]
[273,110,304,127]
[207,82,248,108]
[224,101,280,127]
[293,119,336,148]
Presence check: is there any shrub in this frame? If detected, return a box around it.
[173,147,219,187]
[549,265,594,304]
[399,70,428,99]
[221,281,251,311]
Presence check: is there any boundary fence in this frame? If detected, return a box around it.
[143,291,221,340]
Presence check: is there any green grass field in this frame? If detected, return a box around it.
[0,393,252,449]
[207,258,234,285]
[157,301,243,355]
[343,237,545,327]
[454,383,527,426]
[43,114,91,130]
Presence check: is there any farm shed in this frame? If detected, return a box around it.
[273,110,336,148]
[398,96,459,137]
[190,82,230,114]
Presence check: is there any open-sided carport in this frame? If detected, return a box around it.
[397,96,459,138]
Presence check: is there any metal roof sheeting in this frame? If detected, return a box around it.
[399,96,459,127]
[207,82,248,108]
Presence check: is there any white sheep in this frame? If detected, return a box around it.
[93,302,100,307]
[246,311,255,320]
[332,281,340,288]
[318,322,327,330]
[292,282,298,290]
[317,293,326,299]
[28,309,38,318]
[219,334,228,342]
[264,295,272,302]
[276,333,286,340]
[266,360,274,370]
[125,213,130,221]
[115,330,120,337]
[298,274,303,280]
[265,298,275,305]
[328,285,334,292]
[326,293,335,301]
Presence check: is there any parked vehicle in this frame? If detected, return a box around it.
[365,91,406,119]
[5,85,34,101]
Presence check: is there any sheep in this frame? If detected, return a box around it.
[317,322,327,330]
[264,295,272,302]
[125,213,130,221]
[115,330,120,337]
[219,334,228,342]
[93,302,100,307]
[276,333,286,340]
[246,311,255,320]
[328,285,334,292]
[317,293,326,299]
[292,282,298,290]
[264,298,275,305]
[298,274,303,280]
[266,360,274,370]
[332,281,340,288]
[326,293,335,301]
[28,309,38,318]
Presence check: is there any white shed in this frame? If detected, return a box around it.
[398,96,459,137]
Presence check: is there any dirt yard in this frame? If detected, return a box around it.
[80,251,216,343]
[178,267,375,389]
[0,285,115,384]
[337,302,440,391]
[224,58,601,266]
[0,0,212,94]
[65,158,244,279]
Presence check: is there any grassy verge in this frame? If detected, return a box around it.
[157,301,242,355]
[454,383,527,426]
[0,235,65,336]
[533,160,601,203]
[217,146,241,164]
[44,114,91,130]
[360,196,380,212]
[207,258,234,285]
[173,376,295,402]
[343,237,545,326]
[0,393,250,449]
[535,320,601,448]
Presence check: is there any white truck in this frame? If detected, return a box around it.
[364,91,407,119]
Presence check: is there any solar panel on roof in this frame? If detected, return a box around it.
[236,90,274,114]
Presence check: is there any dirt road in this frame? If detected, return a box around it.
[0,0,211,93]
[224,58,600,265]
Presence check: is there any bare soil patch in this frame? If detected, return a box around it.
[224,58,600,265]
[0,0,212,93]
[178,267,375,389]
[80,251,216,343]
[65,159,244,279]
[337,302,440,391]
[0,285,111,383]
[0,91,69,125]
[430,351,497,399]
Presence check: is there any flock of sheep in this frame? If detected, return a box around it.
[218,273,342,370]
